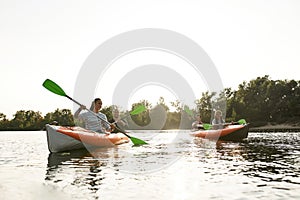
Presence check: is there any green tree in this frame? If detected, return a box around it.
[226,76,300,126]
[44,109,74,126]
[100,105,113,121]
[130,100,151,127]
[10,110,43,130]
[0,113,9,130]
[223,88,237,121]
[170,99,182,113]
[157,97,170,112]
[195,91,215,123]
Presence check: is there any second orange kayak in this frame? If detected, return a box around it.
[190,124,249,141]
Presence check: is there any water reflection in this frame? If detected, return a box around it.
[47,149,91,169]
[213,133,300,185]
[44,132,300,199]
[45,148,114,199]
[240,133,300,185]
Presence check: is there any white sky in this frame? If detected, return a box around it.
[0,0,299,119]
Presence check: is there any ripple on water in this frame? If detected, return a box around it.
[0,131,300,200]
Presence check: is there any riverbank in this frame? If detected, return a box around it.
[249,123,300,132]
[1,123,300,132]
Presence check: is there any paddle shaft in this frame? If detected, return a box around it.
[111,105,145,125]
[203,120,246,130]
[67,95,132,137]
[111,114,130,126]
[65,95,83,107]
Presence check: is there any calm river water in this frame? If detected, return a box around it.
[0,130,299,200]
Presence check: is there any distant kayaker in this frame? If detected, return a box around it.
[211,110,225,129]
[192,114,204,130]
[112,106,128,129]
[74,98,113,133]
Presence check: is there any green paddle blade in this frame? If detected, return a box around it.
[43,79,67,96]
[130,136,148,146]
[203,124,212,130]
[119,130,148,145]
[130,105,146,115]
[238,119,247,125]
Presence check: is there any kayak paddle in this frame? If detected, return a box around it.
[129,105,146,115]
[202,119,247,130]
[111,105,146,125]
[42,79,148,145]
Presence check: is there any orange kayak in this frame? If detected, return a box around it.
[46,124,129,153]
[190,124,249,141]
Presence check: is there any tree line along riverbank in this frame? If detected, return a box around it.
[0,75,299,131]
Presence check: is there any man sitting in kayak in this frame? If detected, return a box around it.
[192,114,204,130]
[74,98,114,133]
[211,110,225,130]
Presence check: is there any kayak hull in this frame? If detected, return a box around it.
[190,124,249,141]
[46,124,129,153]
